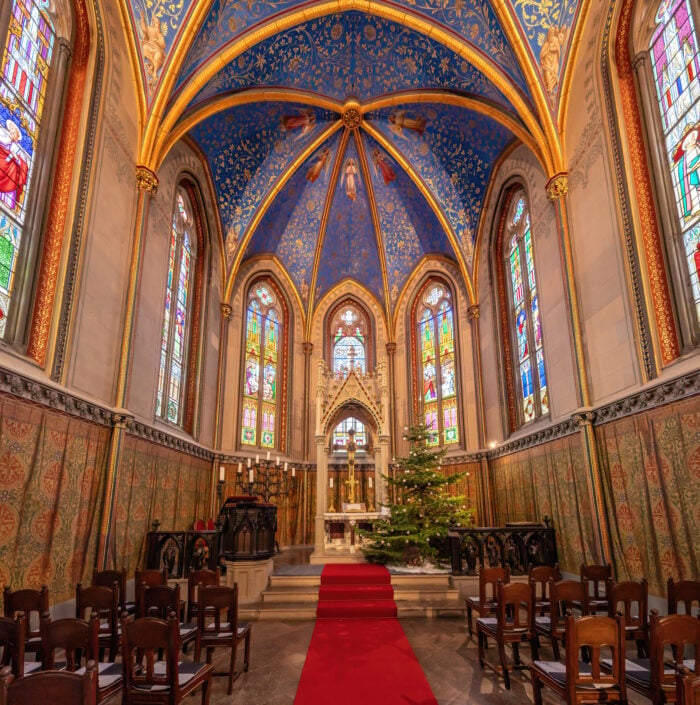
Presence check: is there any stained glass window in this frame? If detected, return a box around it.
[330,302,369,376]
[506,193,548,424]
[649,0,700,324]
[0,1,54,336]
[156,189,197,426]
[333,417,367,451]
[241,280,283,448]
[415,281,459,446]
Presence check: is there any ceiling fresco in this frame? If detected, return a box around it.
[174,1,530,102]
[182,13,521,115]
[119,0,585,323]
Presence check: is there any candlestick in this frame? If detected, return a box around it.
[368,476,373,489]
[276,456,280,466]
[256,454,260,464]
[219,466,225,482]
[284,461,288,471]
[329,477,334,488]
[247,458,251,468]
[291,466,295,478]
[237,461,242,474]
[249,468,254,484]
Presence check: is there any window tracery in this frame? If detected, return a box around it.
[328,301,370,377]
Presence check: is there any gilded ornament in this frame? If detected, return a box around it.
[468,304,480,320]
[546,172,569,200]
[135,166,159,195]
[342,106,362,129]
[221,303,232,319]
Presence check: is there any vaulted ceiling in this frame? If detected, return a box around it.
[119,0,583,332]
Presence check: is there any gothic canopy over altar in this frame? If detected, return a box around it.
[120,0,579,320]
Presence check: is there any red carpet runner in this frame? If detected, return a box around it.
[293,564,439,705]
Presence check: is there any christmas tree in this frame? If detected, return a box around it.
[360,423,473,565]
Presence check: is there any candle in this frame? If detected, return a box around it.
[329,477,334,488]
[266,451,270,461]
[219,466,225,482]
[276,456,280,466]
[368,476,373,489]
[291,467,296,478]
[256,454,260,464]
[247,457,251,468]
[237,462,242,474]
[249,468,254,484]
[284,461,288,472]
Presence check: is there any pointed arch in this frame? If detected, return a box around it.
[324,296,375,376]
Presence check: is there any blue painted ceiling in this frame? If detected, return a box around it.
[122,0,584,318]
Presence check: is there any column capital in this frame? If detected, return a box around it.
[572,409,595,427]
[135,165,159,195]
[385,342,396,355]
[57,37,72,59]
[632,52,647,71]
[303,341,314,355]
[546,172,569,200]
[220,303,233,319]
[468,304,480,320]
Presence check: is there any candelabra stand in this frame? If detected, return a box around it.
[235,458,296,503]
[215,479,225,530]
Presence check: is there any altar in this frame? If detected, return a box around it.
[323,509,384,553]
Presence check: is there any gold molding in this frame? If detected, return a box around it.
[362,121,475,305]
[307,129,351,336]
[355,130,392,338]
[223,121,342,306]
[135,165,159,194]
[114,0,146,141]
[155,89,343,169]
[144,0,549,170]
[546,172,569,200]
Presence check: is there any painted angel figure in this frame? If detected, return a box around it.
[388,110,426,140]
[139,12,166,81]
[371,148,396,184]
[539,25,567,96]
[341,157,359,201]
[281,109,316,140]
[306,147,332,182]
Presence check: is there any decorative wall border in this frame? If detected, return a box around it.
[52,0,105,382]
[125,419,212,459]
[488,418,579,458]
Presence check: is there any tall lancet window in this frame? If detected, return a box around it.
[156,188,197,425]
[505,193,548,424]
[330,301,369,377]
[649,0,700,325]
[241,280,284,449]
[0,0,55,336]
[413,280,459,447]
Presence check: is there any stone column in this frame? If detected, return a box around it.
[212,302,231,520]
[313,435,328,559]
[385,343,397,458]
[302,342,314,460]
[377,434,391,508]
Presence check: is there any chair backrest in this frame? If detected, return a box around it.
[649,611,700,702]
[668,578,700,617]
[529,564,560,602]
[122,614,181,695]
[41,614,99,670]
[139,583,180,620]
[478,566,510,604]
[676,665,700,705]
[3,587,49,644]
[0,661,98,705]
[549,579,587,627]
[187,568,220,604]
[134,569,167,615]
[564,613,626,702]
[608,579,648,631]
[580,564,612,599]
[0,616,25,677]
[495,580,534,633]
[92,569,127,611]
[196,584,239,637]
[75,584,118,645]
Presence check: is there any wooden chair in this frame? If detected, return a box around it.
[529,564,561,616]
[0,614,40,678]
[134,569,167,617]
[40,613,122,703]
[623,611,700,705]
[579,564,612,614]
[668,578,700,617]
[75,583,119,662]
[138,583,196,651]
[466,566,510,637]
[195,584,251,695]
[608,578,649,657]
[530,613,627,705]
[3,586,49,660]
[677,665,700,705]
[186,568,220,623]
[121,613,212,705]
[0,661,98,705]
[535,579,587,660]
[477,580,539,689]
[92,568,135,616]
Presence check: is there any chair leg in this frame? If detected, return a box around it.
[498,640,510,689]
[512,641,521,666]
[530,635,539,661]
[467,605,473,636]
[531,672,543,705]
[244,632,251,672]
[477,629,485,667]
[228,643,236,695]
[201,677,211,705]
[551,634,560,661]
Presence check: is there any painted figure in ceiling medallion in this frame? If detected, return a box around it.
[281,109,316,139]
[388,110,426,139]
[371,147,396,184]
[674,123,700,220]
[306,147,332,182]
[341,157,359,201]
[539,25,567,97]
[139,12,166,82]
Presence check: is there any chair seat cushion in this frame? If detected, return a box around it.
[476,616,528,633]
[535,616,551,628]
[23,661,42,675]
[77,661,123,688]
[533,660,617,689]
[137,661,209,690]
